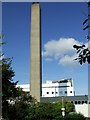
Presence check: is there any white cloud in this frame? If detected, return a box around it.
[43,37,83,66]
[59,54,78,66]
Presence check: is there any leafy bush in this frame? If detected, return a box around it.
[65,113,85,120]
[26,102,55,120]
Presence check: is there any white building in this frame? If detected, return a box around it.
[16,84,30,93]
[75,104,90,118]
[16,78,74,97]
[42,78,74,97]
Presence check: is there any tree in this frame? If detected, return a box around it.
[26,100,75,120]
[26,102,54,120]
[73,1,90,64]
[0,39,18,119]
[1,38,36,119]
[54,100,75,115]
[8,100,29,120]
[2,58,36,120]
[2,58,18,119]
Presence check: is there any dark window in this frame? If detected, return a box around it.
[71,101,73,104]
[75,101,77,104]
[47,92,49,94]
[52,92,54,94]
[85,101,87,104]
[65,91,67,94]
[78,101,81,104]
[56,92,58,94]
[82,101,84,104]
[70,91,72,93]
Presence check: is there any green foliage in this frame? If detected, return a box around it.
[8,101,29,120]
[2,58,36,119]
[26,100,75,120]
[2,59,18,99]
[65,101,74,113]
[54,100,75,114]
[25,105,36,120]
[15,87,36,104]
[65,113,85,120]
[5,92,36,120]
[1,41,36,119]
[26,102,55,120]
[53,101,62,118]
[2,58,18,119]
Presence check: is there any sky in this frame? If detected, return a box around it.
[2,2,89,95]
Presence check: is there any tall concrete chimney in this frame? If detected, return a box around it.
[30,2,42,102]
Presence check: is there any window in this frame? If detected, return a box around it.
[71,101,73,104]
[70,91,72,93]
[65,91,67,94]
[82,101,84,104]
[85,101,87,104]
[56,92,58,94]
[47,92,49,94]
[75,101,77,104]
[60,91,63,94]
[52,92,54,94]
[78,101,81,104]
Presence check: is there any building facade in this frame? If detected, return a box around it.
[42,78,74,97]
[16,78,74,97]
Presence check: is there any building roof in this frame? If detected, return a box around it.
[41,95,88,103]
